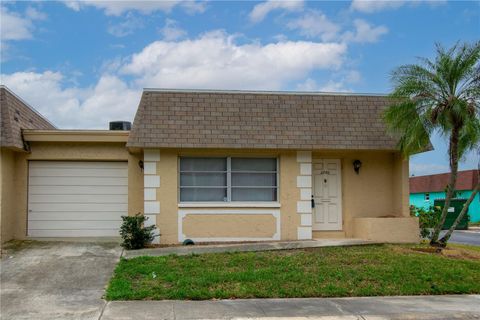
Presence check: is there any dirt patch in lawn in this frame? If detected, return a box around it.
[395,245,480,261]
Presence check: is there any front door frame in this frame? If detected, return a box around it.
[312,158,343,231]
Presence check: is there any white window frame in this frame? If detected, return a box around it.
[424,193,430,202]
[179,156,279,203]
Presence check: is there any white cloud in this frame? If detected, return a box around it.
[296,78,349,93]
[1,6,36,41]
[249,0,304,23]
[107,13,144,37]
[181,1,207,15]
[342,19,388,43]
[121,30,347,90]
[1,31,350,128]
[159,19,187,41]
[296,70,361,92]
[287,10,340,41]
[285,11,386,44]
[63,1,81,11]
[319,80,350,92]
[297,78,348,92]
[1,5,47,61]
[345,70,361,83]
[296,78,320,91]
[350,0,446,13]
[25,7,48,21]
[350,0,405,13]
[62,1,206,16]
[1,71,140,129]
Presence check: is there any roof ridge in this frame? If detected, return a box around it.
[411,169,478,178]
[143,88,388,97]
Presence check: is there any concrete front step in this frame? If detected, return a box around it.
[313,230,346,239]
[123,239,375,259]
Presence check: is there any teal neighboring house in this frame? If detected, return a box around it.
[409,169,480,223]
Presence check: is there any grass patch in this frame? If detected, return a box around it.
[106,244,480,300]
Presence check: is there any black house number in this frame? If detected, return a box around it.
[320,170,330,175]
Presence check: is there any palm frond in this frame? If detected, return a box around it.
[385,41,480,157]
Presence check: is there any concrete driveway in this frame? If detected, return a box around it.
[441,228,480,246]
[0,241,122,320]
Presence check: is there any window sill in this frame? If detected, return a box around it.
[178,202,281,208]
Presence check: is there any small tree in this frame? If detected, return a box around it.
[384,41,480,247]
[119,213,157,250]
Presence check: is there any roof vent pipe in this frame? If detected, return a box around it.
[109,121,131,131]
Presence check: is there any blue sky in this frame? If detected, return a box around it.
[1,0,479,176]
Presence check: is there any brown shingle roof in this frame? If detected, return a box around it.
[127,89,399,150]
[410,170,479,193]
[1,86,56,151]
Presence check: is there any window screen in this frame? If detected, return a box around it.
[179,157,277,202]
[231,158,277,201]
[179,158,227,202]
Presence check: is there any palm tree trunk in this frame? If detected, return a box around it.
[439,181,479,244]
[430,127,460,246]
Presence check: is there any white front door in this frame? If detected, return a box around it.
[312,159,342,231]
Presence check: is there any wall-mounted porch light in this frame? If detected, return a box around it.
[353,159,362,174]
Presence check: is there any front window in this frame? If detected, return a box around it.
[424,193,430,202]
[179,157,278,202]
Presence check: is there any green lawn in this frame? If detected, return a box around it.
[106,244,480,300]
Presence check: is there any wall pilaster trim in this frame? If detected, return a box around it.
[144,149,161,244]
[296,151,313,239]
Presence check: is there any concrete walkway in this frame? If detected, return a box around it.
[123,239,375,258]
[101,295,480,320]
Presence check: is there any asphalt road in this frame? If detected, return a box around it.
[441,228,480,246]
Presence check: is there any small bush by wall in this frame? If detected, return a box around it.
[119,213,156,250]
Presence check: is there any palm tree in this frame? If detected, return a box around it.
[384,41,480,247]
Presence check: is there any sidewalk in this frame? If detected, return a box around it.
[123,239,375,258]
[100,295,480,320]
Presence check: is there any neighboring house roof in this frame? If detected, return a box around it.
[127,89,400,150]
[1,86,56,151]
[410,170,479,193]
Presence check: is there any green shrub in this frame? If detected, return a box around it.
[119,213,157,250]
[410,205,441,239]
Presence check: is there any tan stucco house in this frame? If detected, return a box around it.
[0,85,419,245]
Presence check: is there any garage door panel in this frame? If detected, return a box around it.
[29,212,125,221]
[29,220,122,230]
[30,161,127,169]
[29,185,128,195]
[29,194,127,204]
[29,176,128,186]
[28,161,128,237]
[28,229,120,237]
[29,167,127,178]
[30,203,127,212]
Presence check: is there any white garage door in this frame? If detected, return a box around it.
[28,161,128,237]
